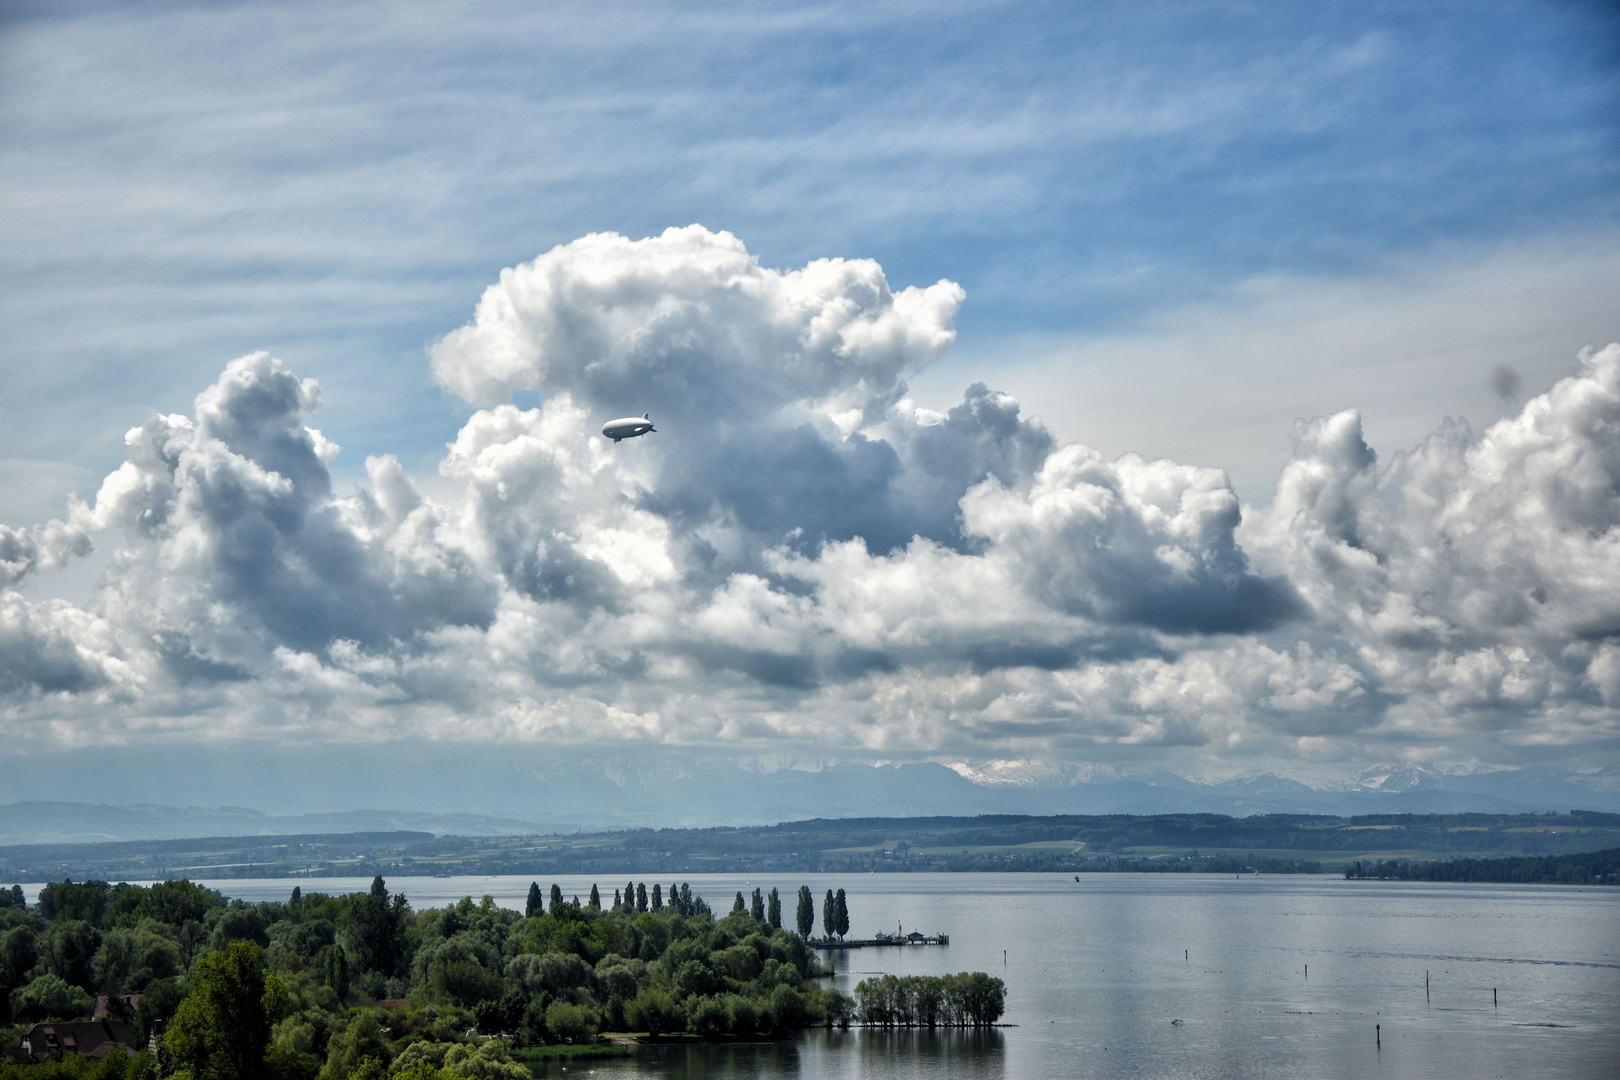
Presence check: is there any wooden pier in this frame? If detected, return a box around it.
[811,931,949,950]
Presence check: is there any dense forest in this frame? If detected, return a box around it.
[0,876,922,1080]
[1343,847,1620,884]
[6,812,1617,881]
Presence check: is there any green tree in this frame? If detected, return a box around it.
[834,890,849,940]
[525,883,542,919]
[43,919,102,989]
[1,924,39,989]
[324,945,349,1000]
[749,889,764,921]
[543,1001,598,1044]
[796,887,814,938]
[623,882,634,912]
[767,888,781,930]
[135,978,186,1043]
[612,889,622,909]
[321,1013,387,1080]
[163,941,277,1080]
[339,885,406,980]
[649,884,661,912]
[548,884,563,914]
[12,973,94,1021]
[822,890,834,939]
[623,989,680,1035]
[137,881,221,926]
[731,892,746,916]
[588,884,600,909]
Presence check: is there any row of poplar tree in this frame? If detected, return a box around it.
[523,882,851,939]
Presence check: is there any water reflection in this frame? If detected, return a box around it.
[527,1029,1005,1079]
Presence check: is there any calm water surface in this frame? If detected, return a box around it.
[112,873,1620,1079]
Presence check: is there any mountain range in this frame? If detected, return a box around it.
[2,747,1616,844]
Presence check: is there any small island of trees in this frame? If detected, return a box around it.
[2,875,1006,1080]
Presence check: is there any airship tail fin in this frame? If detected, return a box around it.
[643,412,649,419]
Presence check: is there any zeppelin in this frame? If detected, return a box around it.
[601,413,656,442]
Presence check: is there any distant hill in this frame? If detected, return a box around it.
[2,745,1617,844]
[4,810,1618,881]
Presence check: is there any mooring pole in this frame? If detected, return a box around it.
[1426,971,1430,1000]
[1376,1023,1381,1050]
[1494,988,1498,1007]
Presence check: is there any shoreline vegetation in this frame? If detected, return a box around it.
[4,812,1618,882]
[0,875,1006,1080]
[1343,847,1619,884]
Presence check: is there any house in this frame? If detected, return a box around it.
[15,1021,140,1063]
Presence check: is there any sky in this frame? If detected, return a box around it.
[2,0,1619,797]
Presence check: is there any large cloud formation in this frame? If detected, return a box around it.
[4,226,1617,770]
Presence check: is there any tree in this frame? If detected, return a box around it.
[324,944,349,1000]
[340,886,406,979]
[163,941,276,1080]
[321,1013,387,1080]
[613,889,622,909]
[135,977,185,1043]
[822,890,835,939]
[525,883,542,919]
[767,888,781,929]
[624,881,635,912]
[834,889,849,940]
[43,918,101,989]
[623,989,680,1035]
[650,884,662,912]
[731,892,746,916]
[544,1001,598,1045]
[669,884,681,915]
[549,884,564,914]
[749,888,765,921]
[288,887,301,909]
[588,884,601,909]
[680,883,693,915]
[12,973,94,1022]
[796,886,814,938]
[635,883,648,913]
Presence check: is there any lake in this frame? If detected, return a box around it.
[106,872,1620,1079]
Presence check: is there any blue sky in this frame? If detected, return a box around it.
[4,0,1616,509]
[2,0,1619,788]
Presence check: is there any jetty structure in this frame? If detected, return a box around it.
[811,923,949,949]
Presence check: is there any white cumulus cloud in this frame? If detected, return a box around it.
[1,228,1617,773]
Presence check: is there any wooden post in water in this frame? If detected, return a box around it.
[1494,988,1498,1007]
[1426,971,1430,1000]
[1376,1023,1381,1050]
[1185,950,1188,962]
[1305,964,1308,978]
